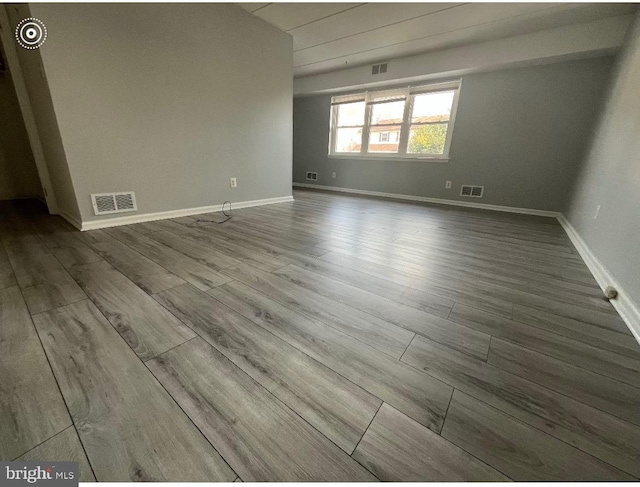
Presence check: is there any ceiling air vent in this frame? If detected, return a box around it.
[372,63,388,75]
[460,185,484,198]
[91,191,137,215]
[306,172,318,181]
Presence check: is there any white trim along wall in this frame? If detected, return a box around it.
[293,183,560,217]
[293,182,640,343]
[60,196,294,231]
[558,215,640,345]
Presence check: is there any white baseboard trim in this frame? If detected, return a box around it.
[76,196,294,231]
[293,183,561,218]
[558,214,640,345]
[59,210,83,231]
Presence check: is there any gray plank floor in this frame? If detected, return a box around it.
[1,189,639,481]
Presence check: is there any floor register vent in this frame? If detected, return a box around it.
[91,191,138,215]
[460,185,484,198]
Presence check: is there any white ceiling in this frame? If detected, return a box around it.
[237,2,637,77]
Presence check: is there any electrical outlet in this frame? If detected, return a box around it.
[230,177,237,189]
[332,172,337,179]
[445,181,452,189]
[594,204,601,219]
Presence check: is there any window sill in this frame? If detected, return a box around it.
[328,154,450,163]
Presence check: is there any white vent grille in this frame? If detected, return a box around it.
[91,191,137,215]
[372,63,388,75]
[460,185,484,198]
[306,172,318,181]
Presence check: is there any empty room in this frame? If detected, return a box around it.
[1,0,639,483]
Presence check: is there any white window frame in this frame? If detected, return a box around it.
[328,79,461,162]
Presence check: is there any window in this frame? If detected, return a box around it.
[329,80,460,160]
[331,95,366,153]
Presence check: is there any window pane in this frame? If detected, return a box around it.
[336,102,365,127]
[368,125,401,153]
[371,100,405,126]
[335,127,362,153]
[412,91,454,123]
[407,123,448,154]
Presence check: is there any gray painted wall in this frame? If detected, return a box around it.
[293,56,614,212]
[27,3,292,222]
[566,14,640,307]
[0,68,42,200]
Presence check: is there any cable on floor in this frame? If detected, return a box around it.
[196,201,232,224]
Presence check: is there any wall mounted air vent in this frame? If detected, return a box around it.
[372,63,388,75]
[460,185,484,198]
[306,172,318,181]
[91,191,137,215]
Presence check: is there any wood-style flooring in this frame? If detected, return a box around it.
[1,189,639,481]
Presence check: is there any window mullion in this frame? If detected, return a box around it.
[329,105,338,154]
[398,92,413,155]
[361,94,373,154]
[442,86,461,158]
